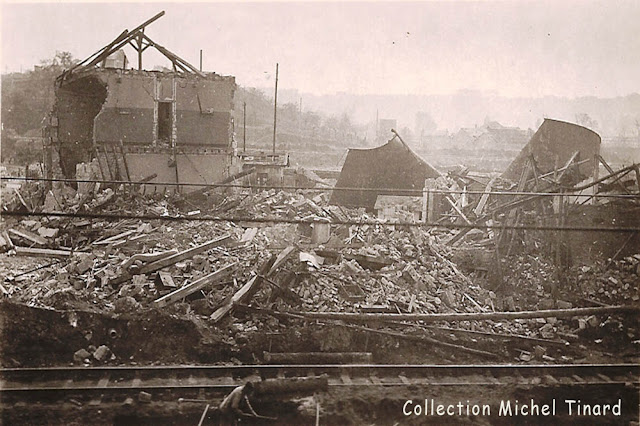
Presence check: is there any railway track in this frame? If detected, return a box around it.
[1,363,637,402]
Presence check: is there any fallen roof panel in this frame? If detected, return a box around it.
[502,118,601,183]
[331,137,440,210]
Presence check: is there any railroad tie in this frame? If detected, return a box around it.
[572,374,586,383]
[369,374,382,385]
[97,376,110,389]
[485,373,501,385]
[596,373,614,383]
[340,372,353,385]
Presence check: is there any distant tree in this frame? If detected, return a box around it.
[1,130,17,163]
[399,127,414,143]
[415,111,437,135]
[2,51,78,136]
[40,51,77,70]
[575,113,598,130]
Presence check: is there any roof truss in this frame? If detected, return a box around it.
[58,11,204,84]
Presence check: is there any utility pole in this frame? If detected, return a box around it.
[199,49,203,72]
[272,63,279,155]
[298,96,302,139]
[243,101,247,152]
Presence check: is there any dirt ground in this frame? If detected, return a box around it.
[3,381,637,425]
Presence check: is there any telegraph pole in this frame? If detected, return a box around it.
[272,63,279,155]
[243,101,247,152]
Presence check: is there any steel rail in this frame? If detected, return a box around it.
[1,363,637,393]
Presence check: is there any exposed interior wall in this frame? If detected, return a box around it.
[176,78,235,146]
[55,75,107,178]
[94,73,155,145]
[92,71,235,148]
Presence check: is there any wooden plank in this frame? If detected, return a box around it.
[9,229,47,246]
[240,228,258,244]
[139,235,231,275]
[473,177,496,216]
[211,246,296,323]
[154,263,236,307]
[14,246,72,258]
[267,246,296,277]
[111,234,231,286]
[13,188,31,212]
[1,231,14,249]
[96,377,110,389]
[598,155,629,193]
[93,229,137,245]
[210,275,258,322]
[122,249,178,270]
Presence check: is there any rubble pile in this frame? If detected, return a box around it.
[1,180,639,366]
[282,226,493,316]
[569,255,640,305]
[498,254,558,309]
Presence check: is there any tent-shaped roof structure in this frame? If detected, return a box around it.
[502,118,601,183]
[331,133,440,210]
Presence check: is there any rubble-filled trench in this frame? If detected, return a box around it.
[1,182,639,424]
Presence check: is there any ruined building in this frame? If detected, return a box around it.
[44,12,238,192]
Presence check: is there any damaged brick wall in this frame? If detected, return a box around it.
[55,75,107,178]
[51,69,237,189]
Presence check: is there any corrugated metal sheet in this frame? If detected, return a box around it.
[331,137,440,210]
[502,119,601,182]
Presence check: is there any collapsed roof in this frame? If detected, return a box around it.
[331,134,440,210]
[502,118,601,183]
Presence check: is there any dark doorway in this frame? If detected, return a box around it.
[56,75,108,179]
[158,101,172,142]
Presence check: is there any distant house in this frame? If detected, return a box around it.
[474,126,531,150]
[419,131,453,150]
[450,121,529,150]
[374,195,423,222]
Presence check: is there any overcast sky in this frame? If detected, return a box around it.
[2,1,639,98]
